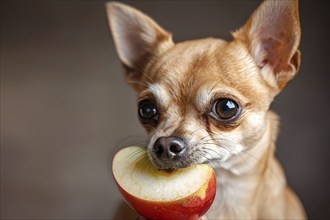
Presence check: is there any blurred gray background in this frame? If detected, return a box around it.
[1,0,329,219]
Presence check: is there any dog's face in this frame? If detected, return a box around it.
[106,1,301,170]
[135,40,275,170]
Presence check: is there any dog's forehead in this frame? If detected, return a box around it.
[148,38,227,83]
[145,38,271,109]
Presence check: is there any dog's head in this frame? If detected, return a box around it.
[106,1,301,171]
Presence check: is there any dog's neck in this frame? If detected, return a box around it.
[209,111,284,218]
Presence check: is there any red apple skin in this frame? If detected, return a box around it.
[115,171,216,220]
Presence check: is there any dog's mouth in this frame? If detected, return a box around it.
[148,153,195,170]
[147,147,214,170]
[147,136,225,170]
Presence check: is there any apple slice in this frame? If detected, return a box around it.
[112,146,216,220]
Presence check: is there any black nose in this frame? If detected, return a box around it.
[153,136,187,159]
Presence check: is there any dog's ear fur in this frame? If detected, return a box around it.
[106,2,174,89]
[233,0,301,91]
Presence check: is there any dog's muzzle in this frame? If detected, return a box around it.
[150,136,189,169]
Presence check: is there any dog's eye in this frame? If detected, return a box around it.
[138,100,158,122]
[213,99,240,120]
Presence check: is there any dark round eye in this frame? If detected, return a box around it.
[213,99,240,120]
[138,100,158,122]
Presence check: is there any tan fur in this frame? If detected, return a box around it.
[106,0,307,219]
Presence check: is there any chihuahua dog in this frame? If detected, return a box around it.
[106,0,307,219]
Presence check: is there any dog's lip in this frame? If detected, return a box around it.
[147,143,198,169]
[148,153,194,170]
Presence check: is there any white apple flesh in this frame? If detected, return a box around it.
[112,146,216,220]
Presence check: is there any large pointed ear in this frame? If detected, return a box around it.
[233,0,301,91]
[105,2,174,88]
